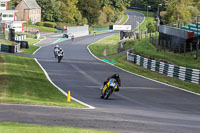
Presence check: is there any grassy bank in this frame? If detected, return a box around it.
[89,34,120,56]
[0,39,17,45]
[88,34,200,94]
[0,54,84,107]
[22,37,45,54]
[118,13,129,25]
[124,38,200,70]
[24,24,57,33]
[0,122,118,133]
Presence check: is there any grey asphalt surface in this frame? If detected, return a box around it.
[1,11,200,133]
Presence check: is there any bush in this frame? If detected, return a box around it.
[36,22,44,26]
[43,22,57,28]
[56,22,75,28]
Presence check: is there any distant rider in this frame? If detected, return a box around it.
[57,48,64,62]
[103,73,121,91]
[54,45,60,58]
[71,35,75,41]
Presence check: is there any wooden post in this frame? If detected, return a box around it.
[196,39,199,59]
[160,40,163,51]
[168,40,170,51]
[190,43,192,56]
[164,40,166,51]
[184,42,186,56]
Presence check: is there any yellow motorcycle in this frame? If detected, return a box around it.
[101,78,118,99]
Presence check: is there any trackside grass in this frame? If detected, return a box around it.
[89,34,120,56]
[22,37,44,54]
[124,38,200,70]
[118,13,128,25]
[0,122,118,133]
[0,54,85,107]
[24,24,57,33]
[88,34,200,94]
[0,39,17,45]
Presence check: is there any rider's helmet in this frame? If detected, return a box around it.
[56,45,59,47]
[113,73,119,79]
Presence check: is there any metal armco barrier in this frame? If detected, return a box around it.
[127,51,200,84]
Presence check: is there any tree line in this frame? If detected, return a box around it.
[8,0,200,26]
[131,0,200,24]
[8,0,131,26]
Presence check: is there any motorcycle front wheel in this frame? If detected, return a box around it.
[58,56,61,63]
[104,88,112,99]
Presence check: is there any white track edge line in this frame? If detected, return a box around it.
[33,36,46,55]
[88,44,200,96]
[123,13,129,24]
[34,58,95,109]
[0,103,92,110]
[33,46,41,55]
[87,35,200,97]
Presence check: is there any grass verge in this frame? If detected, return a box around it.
[0,54,85,107]
[88,34,120,56]
[89,34,200,94]
[119,13,129,25]
[124,37,200,70]
[24,24,57,33]
[21,37,44,54]
[102,55,200,94]
[0,122,118,133]
[0,39,17,45]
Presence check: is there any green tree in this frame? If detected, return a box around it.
[7,0,21,9]
[78,0,101,25]
[37,0,62,22]
[147,21,156,33]
[100,0,110,8]
[163,0,193,24]
[59,0,80,24]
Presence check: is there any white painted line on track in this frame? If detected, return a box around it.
[87,34,200,97]
[33,46,41,55]
[88,47,200,96]
[34,58,95,109]
[0,103,92,110]
[33,36,46,55]
[123,13,129,24]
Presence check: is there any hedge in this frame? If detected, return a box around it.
[36,22,44,26]
[43,22,57,28]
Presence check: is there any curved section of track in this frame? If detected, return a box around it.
[1,11,200,133]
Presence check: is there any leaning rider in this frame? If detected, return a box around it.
[103,73,121,91]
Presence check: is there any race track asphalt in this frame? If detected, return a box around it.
[0,11,200,133]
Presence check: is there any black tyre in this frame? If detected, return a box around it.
[58,56,61,63]
[104,88,111,99]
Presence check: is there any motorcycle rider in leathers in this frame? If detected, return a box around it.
[103,73,121,92]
